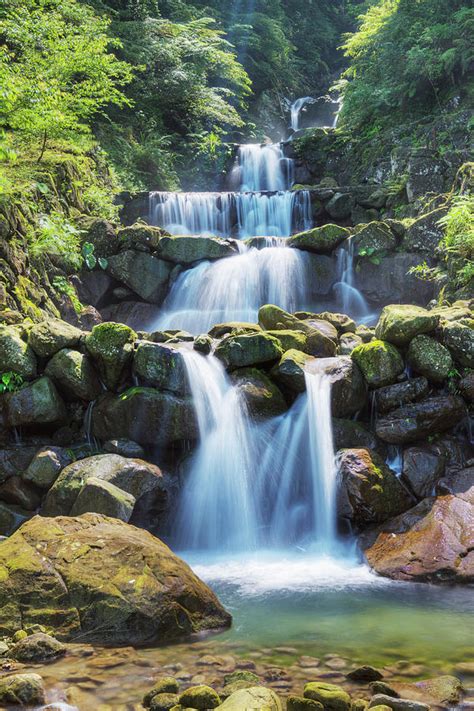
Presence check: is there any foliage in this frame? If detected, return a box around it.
[438,192,474,288]
[52,276,83,313]
[0,371,24,394]
[28,212,83,270]
[82,242,108,270]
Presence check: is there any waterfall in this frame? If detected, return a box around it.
[238,143,292,191]
[154,243,312,333]
[290,96,316,131]
[333,237,371,320]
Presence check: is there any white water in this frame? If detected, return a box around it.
[290,96,316,131]
[238,143,293,191]
[333,236,372,321]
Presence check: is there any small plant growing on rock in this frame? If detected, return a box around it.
[82,242,108,271]
[0,371,24,394]
[52,276,83,314]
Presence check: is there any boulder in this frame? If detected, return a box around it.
[8,632,66,662]
[375,395,466,444]
[143,678,180,707]
[326,192,353,220]
[76,269,113,306]
[150,692,179,710]
[402,446,446,499]
[359,189,388,210]
[347,666,383,682]
[70,476,136,522]
[22,446,72,489]
[156,234,238,264]
[44,348,102,401]
[133,341,189,395]
[375,305,439,346]
[117,223,164,252]
[270,349,315,394]
[304,682,351,711]
[215,332,283,369]
[368,696,429,711]
[306,254,338,297]
[0,325,36,378]
[0,673,45,706]
[103,438,145,458]
[179,685,221,708]
[402,208,446,253]
[107,250,173,304]
[217,687,282,710]
[332,419,378,451]
[407,335,452,383]
[0,500,30,536]
[28,319,82,359]
[259,306,336,357]
[374,378,429,414]
[339,333,363,355]
[0,446,37,485]
[308,357,367,417]
[439,320,474,368]
[0,513,231,643]
[352,340,404,388]
[266,329,308,353]
[357,255,435,307]
[85,322,137,390]
[0,475,41,510]
[100,301,157,331]
[81,217,119,258]
[288,224,350,254]
[288,697,323,711]
[231,368,287,419]
[194,334,212,354]
[394,676,463,708]
[91,388,198,446]
[4,377,66,428]
[208,322,262,338]
[356,324,375,343]
[354,222,397,256]
[314,312,356,334]
[337,449,414,529]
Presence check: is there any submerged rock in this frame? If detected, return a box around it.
[375,395,466,444]
[368,696,429,711]
[0,513,231,644]
[375,305,438,346]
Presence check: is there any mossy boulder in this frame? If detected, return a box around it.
[70,476,136,522]
[337,448,414,530]
[28,319,82,359]
[133,341,189,395]
[22,446,72,489]
[217,687,282,710]
[258,304,301,331]
[4,377,66,428]
[375,305,439,346]
[0,513,231,644]
[8,632,66,663]
[354,222,397,256]
[407,335,453,383]
[266,329,308,353]
[339,332,363,355]
[304,682,351,711]
[144,679,180,707]
[439,320,474,368]
[85,322,137,390]
[352,340,404,388]
[259,306,336,357]
[0,673,45,706]
[118,223,165,252]
[156,235,238,264]
[374,377,429,414]
[0,325,37,378]
[375,395,466,444]
[288,224,350,254]
[315,312,356,334]
[215,332,283,369]
[231,368,287,419]
[310,356,367,417]
[270,349,315,394]
[287,696,323,711]
[402,208,446,254]
[326,192,353,220]
[44,348,102,401]
[179,685,221,709]
[151,693,180,710]
[107,250,173,304]
[208,322,262,338]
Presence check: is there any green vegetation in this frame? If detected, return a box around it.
[0,371,24,394]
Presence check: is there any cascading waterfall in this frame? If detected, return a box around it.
[290,96,316,131]
[333,236,372,321]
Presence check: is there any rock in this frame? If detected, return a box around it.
[194,335,212,354]
[107,250,173,304]
[403,208,446,253]
[91,388,197,447]
[304,682,351,711]
[70,476,136,521]
[4,377,66,428]
[144,678,180,707]
[360,189,388,210]
[374,378,429,414]
[0,325,36,378]
[231,368,287,419]
[0,673,46,706]
[150,693,180,710]
[215,332,283,369]
[259,306,337,357]
[103,438,145,458]
[81,217,119,258]
[437,466,474,498]
[337,449,414,529]
[352,340,404,388]
[339,333,363,355]
[459,372,474,403]
[314,312,356,334]
[302,318,339,344]
[309,357,367,417]
[0,475,41,510]
[45,348,102,401]
[354,222,397,256]
[258,304,305,331]
[375,305,439,346]
[407,335,452,383]
[357,255,435,307]
[306,254,338,298]
[356,325,375,343]
[287,697,323,711]
[0,513,231,643]
[178,685,221,708]
[224,671,260,685]
[402,446,446,499]
[369,683,399,698]
[22,446,72,489]
[346,666,383,682]
[133,341,189,395]
[439,320,474,368]
[375,395,466,444]
[118,223,164,251]
[332,419,378,450]
[362,494,474,583]
[217,686,282,710]
[368,695,429,711]
[85,322,137,390]
[28,319,82,359]
[270,349,315,394]
[76,269,113,307]
[101,301,157,331]
[0,446,37,485]
[42,454,165,518]
[326,192,353,220]
[0,500,30,536]
[156,235,238,264]
[208,322,262,338]
[394,676,463,707]
[8,632,66,662]
[288,224,350,254]
[266,329,308,354]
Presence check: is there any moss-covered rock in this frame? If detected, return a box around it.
[44,348,102,401]
[339,332,363,355]
[354,222,397,256]
[118,223,165,252]
[287,696,323,711]
[8,632,66,663]
[270,349,315,394]
[85,322,136,390]
[217,687,282,710]
[208,322,262,338]
[312,356,367,418]
[259,306,336,357]
[315,312,356,334]
[150,693,180,710]
[439,320,474,368]
[288,224,350,254]
[0,513,231,644]
[70,476,136,522]
[4,377,66,427]
[156,235,238,264]
[133,341,189,395]
[304,682,351,711]
[402,208,446,254]
[0,673,45,706]
[28,319,82,359]
[375,305,439,346]
[0,325,37,378]
[22,446,72,489]
[178,685,221,709]
[407,335,453,383]
[215,332,283,369]
[231,367,287,419]
[107,250,173,304]
[266,329,308,353]
[352,340,404,387]
[144,679,180,708]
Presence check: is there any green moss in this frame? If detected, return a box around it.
[352,339,404,387]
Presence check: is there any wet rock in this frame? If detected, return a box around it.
[459,372,474,403]
[156,234,238,264]
[370,683,399,698]
[107,250,173,304]
[45,348,102,401]
[368,695,429,711]
[0,513,231,644]
[315,312,356,334]
[304,682,351,711]
[231,368,287,419]
[208,322,262,338]
[28,319,82,359]
[375,305,439,346]
[439,320,474,368]
[437,466,474,498]
[289,224,350,254]
[0,446,37,485]
[70,476,136,521]
[8,632,66,663]
[179,684,221,708]
[117,223,165,252]
[133,341,189,395]
[0,672,46,706]
[352,340,404,388]
[0,475,41,510]
[309,356,367,417]
[215,332,283,369]
[337,449,414,529]
[218,686,282,710]
[0,325,36,378]
[402,446,446,499]
[194,335,212,354]
[150,692,180,710]
[407,335,452,383]
[0,500,30,535]
[374,378,429,414]
[332,419,378,451]
[76,269,113,306]
[356,325,375,343]
[270,349,315,394]
[91,388,198,446]
[346,666,383,682]
[357,255,435,307]
[259,306,337,357]
[4,377,66,428]
[287,696,323,711]
[339,333,363,355]
[144,678,180,707]
[22,446,72,489]
[223,671,260,685]
[85,322,136,390]
[354,222,396,256]
[403,208,446,254]
[394,676,463,707]
[267,329,309,353]
[375,396,466,444]
[103,438,145,458]
[326,192,353,220]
